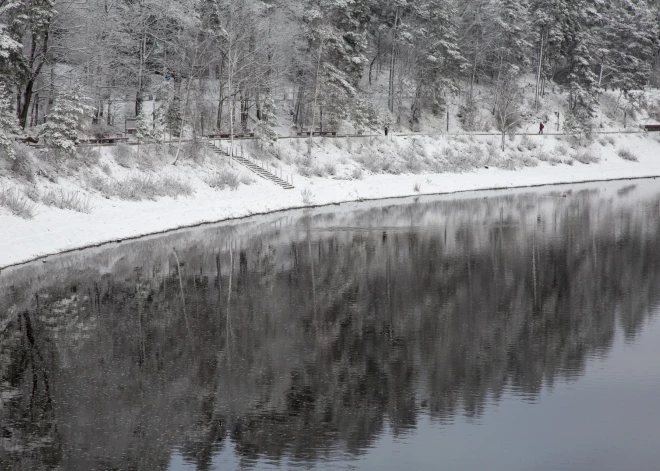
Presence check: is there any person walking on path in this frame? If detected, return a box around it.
[384,125,389,137]
[539,122,545,134]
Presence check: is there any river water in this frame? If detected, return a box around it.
[1,179,660,471]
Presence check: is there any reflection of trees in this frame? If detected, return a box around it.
[1,192,660,470]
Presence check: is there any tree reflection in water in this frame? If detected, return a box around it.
[1,182,660,470]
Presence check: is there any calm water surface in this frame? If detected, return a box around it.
[1,180,660,471]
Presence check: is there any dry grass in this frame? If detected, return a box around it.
[113,143,135,168]
[208,170,240,190]
[572,149,600,164]
[0,186,36,218]
[41,188,93,213]
[88,174,193,200]
[115,175,193,200]
[301,187,314,205]
[351,167,364,180]
[617,148,638,162]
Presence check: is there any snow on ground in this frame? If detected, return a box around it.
[1,131,660,269]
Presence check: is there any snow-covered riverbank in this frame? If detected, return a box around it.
[2,132,660,269]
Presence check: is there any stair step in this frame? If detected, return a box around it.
[207,142,294,189]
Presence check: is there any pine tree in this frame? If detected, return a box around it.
[603,0,658,92]
[0,83,18,159]
[563,0,604,121]
[39,86,91,153]
[302,0,370,130]
[491,0,533,71]
[412,0,467,126]
[254,93,278,147]
[0,2,21,62]
[135,105,162,143]
[352,96,379,134]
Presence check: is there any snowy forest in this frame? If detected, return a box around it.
[1,0,660,152]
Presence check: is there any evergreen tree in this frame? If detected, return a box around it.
[39,86,91,153]
[603,0,658,92]
[0,2,21,63]
[254,93,278,146]
[0,83,18,159]
[352,96,379,133]
[563,0,604,120]
[411,0,467,126]
[135,105,163,143]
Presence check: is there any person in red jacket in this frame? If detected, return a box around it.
[539,122,545,134]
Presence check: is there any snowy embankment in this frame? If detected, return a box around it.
[1,132,660,269]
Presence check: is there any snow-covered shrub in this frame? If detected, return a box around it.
[536,151,551,162]
[554,142,569,155]
[87,175,114,196]
[301,187,314,205]
[113,143,134,167]
[182,139,209,164]
[325,162,337,175]
[617,148,638,162]
[356,150,382,173]
[114,175,193,200]
[41,188,92,213]
[24,185,39,202]
[239,173,255,185]
[0,185,35,218]
[76,146,101,167]
[572,149,600,164]
[351,167,363,180]
[521,135,537,151]
[9,145,35,182]
[466,144,485,161]
[519,154,538,167]
[208,170,240,190]
[548,156,562,165]
[40,86,92,153]
[312,165,326,177]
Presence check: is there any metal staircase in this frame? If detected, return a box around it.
[207,141,294,189]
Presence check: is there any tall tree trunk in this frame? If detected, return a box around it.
[18,29,49,128]
[534,29,544,110]
[492,53,504,115]
[598,54,605,87]
[308,38,324,157]
[30,94,39,127]
[469,35,479,102]
[388,7,400,113]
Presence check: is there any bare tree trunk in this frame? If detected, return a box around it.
[136,33,147,117]
[388,7,400,113]
[492,53,504,115]
[308,38,324,157]
[173,46,198,165]
[469,35,479,103]
[534,29,544,110]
